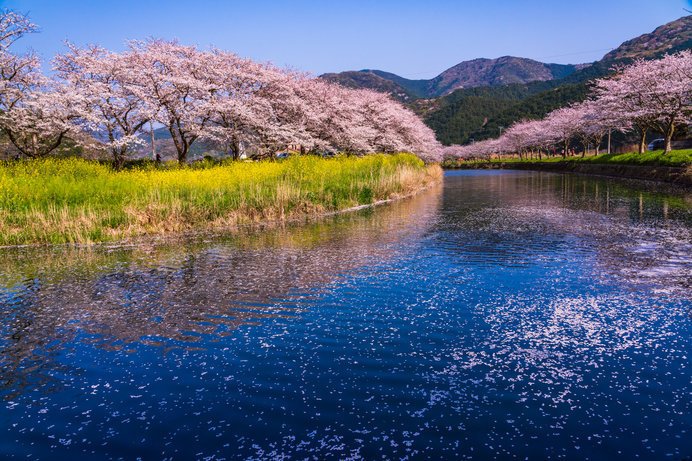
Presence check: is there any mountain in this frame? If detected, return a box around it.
[420,60,614,145]
[422,57,582,96]
[602,15,692,61]
[321,57,583,99]
[319,71,417,102]
[362,70,429,98]
[423,16,692,145]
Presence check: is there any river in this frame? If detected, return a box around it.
[1,170,690,459]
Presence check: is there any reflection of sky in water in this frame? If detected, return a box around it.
[0,170,690,459]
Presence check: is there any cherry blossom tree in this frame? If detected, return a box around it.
[0,9,36,50]
[55,44,152,167]
[295,78,372,153]
[542,107,583,158]
[250,69,317,155]
[593,52,692,154]
[521,119,556,159]
[124,39,218,164]
[0,82,80,158]
[0,10,79,158]
[202,55,316,159]
[345,87,441,161]
[198,50,285,159]
[440,144,466,161]
[500,120,542,160]
[570,99,624,157]
[293,78,441,161]
[641,51,692,153]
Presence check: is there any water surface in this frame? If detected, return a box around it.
[1,170,690,459]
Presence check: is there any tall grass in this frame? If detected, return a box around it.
[0,154,442,245]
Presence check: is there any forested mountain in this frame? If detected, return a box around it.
[424,16,691,145]
[602,15,692,61]
[423,62,609,145]
[320,15,692,146]
[319,71,418,102]
[321,57,583,99]
[423,57,582,96]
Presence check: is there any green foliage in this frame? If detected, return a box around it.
[423,71,599,146]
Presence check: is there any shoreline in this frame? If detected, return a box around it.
[444,161,692,186]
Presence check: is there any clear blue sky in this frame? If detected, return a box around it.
[2,0,691,79]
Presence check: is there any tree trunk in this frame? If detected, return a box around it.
[594,135,603,156]
[230,137,240,161]
[31,133,39,158]
[112,147,127,170]
[637,126,647,155]
[663,122,674,154]
[168,123,191,164]
[178,146,188,164]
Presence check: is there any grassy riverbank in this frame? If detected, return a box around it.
[442,150,692,169]
[0,154,442,245]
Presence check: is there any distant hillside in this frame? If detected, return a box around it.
[602,15,692,61]
[320,71,417,102]
[423,57,582,96]
[421,16,692,145]
[421,61,613,145]
[321,57,583,99]
[133,128,224,161]
[364,70,429,98]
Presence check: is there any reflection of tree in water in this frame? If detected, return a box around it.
[0,186,442,398]
[1,171,689,400]
[439,171,692,296]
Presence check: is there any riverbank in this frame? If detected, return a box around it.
[442,150,692,185]
[0,154,442,245]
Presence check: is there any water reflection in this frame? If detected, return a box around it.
[0,171,690,459]
[440,171,692,296]
[0,187,442,398]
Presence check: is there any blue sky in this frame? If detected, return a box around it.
[1,0,691,79]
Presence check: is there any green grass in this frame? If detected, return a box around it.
[443,149,692,168]
[576,150,692,167]
[0,154,442,245]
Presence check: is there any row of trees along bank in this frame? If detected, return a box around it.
[0,10,442,167]
[441,51,692,161]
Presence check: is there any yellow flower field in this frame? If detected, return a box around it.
[0,154,442,245]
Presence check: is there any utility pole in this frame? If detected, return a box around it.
[150,120,156,160]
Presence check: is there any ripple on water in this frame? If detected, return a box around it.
[0,171,690,459]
